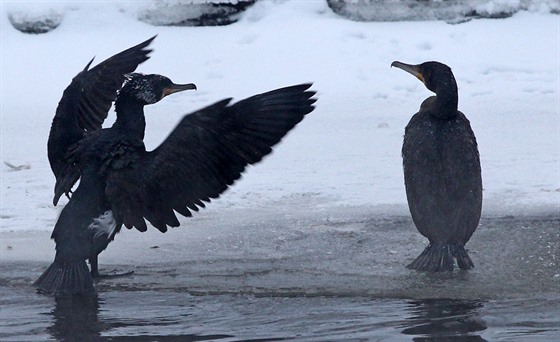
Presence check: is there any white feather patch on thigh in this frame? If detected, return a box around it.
[89,210,117,240]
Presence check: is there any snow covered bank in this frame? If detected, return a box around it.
[0,1,558,233]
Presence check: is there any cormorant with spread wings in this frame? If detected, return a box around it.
[35,36,317,295]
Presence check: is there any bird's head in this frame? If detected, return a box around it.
[119,73,197,105]
[391,61,455,94]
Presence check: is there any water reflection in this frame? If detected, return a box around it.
[47,294,234,341]
[48,294,103,341]
[401,299,488,341]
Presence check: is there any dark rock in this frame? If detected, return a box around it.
[326,0,559,23]
[137,0,256,27]
[8,11,63,34]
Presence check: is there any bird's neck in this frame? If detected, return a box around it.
[432,80,459,119]
[113,97,146,140]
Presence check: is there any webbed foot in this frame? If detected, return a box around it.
[91,269,134,279]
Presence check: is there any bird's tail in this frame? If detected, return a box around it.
[407,242,474,272]
[34,260,95,295]
[453,243,475,270]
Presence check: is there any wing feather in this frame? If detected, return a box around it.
[107,84,316,232]
[48,36,155,205]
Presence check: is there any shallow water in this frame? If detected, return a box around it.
[1,284,558,341]
[1,210,559,340]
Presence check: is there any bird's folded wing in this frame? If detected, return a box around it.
[106,84,316,232]
[49,36,155,205]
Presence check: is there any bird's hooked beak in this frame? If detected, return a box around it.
[391,61,425,84]
[163,82,197,98]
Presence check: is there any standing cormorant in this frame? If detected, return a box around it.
[35,36,316,295]
[391,61,482,272]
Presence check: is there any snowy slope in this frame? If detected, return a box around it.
[0,1,558,233]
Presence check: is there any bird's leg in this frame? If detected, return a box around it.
[89,255,134,279]
[89,255,101,278]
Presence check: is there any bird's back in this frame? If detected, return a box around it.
[402,110,482,245]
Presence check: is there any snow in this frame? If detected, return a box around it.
[0,1,559,234]
[327,0,559,23]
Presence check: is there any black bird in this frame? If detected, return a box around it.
[35,36,317,295]
[391,61,482,272]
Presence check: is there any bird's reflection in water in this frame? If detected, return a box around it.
[48,294,103,341]
[47,294,235,341]
[401,299,488,342]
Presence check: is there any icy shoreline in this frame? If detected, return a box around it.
[2,206,559,300]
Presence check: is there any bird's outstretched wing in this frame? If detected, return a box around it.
[106,84,316,232]
[48,36,155,205]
